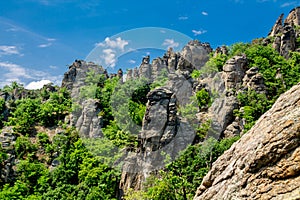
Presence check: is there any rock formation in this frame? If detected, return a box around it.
[62,60,105,138]
[120,41,212,191]
[242,67,266,93]
[268,7,300,58]
[0,127,16,184]
[194,83,300,200]
[75,99,103,138]
[222,55,248,91]
[120,87,195,191]
[125,40,212,81]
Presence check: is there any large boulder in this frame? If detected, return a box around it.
[194,83,300,200]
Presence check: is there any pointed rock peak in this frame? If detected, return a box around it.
[268,13,284,37]
[285,6,300,26]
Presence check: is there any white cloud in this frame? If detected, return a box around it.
[162,39,179,49]
[38,38,56,48]
[192,29,207,36]
[280,1,297,7]
[96,37,129,51]
[38,43,52,48]
[0,62,30,79]
[128,60,136,64]
[49,65,58,69]
[257,0,277,2]
[25,80,52,89]
[47,38,56,42]
[231,0,244,3]
[178,16,189,20]
[102,49,116,67]
[0,45,20,56]
[201,11,208,16]
[160,30,166,33]
[0,61,63,88]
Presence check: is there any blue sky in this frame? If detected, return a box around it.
[0,0,298,89]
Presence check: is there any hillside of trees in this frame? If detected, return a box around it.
[0,35,300,199]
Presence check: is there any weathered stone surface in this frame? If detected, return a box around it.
[268,7,300,58]
[284,6,300,26]
[242,67,266,93]
[194,83,300,200]
[269,13,284,37]
[165,47,179,72]
[62,60,104,137]
[0,127,16,183]
[62,60,105,100]
[120,87,195,191]
[214,45,228,57]
[75,99,103,138]
[151,57,168,80]
[139,56,152,80]
[222,55,248,91]
[167,72,194,106]
[178,40,212,72]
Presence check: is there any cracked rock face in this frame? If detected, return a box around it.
[75,99,103,138]
[194,83,300,200]
[120,87,195,191]
[268,7,300,58]
[222,55,248,91]
[0,127,16,183]
[62,60,104,138]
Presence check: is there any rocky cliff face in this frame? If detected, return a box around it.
[126,40,212,81]
[120,87,195,191]
[194,83,300,200]
[268,7,300,58]
[120,41,212,191]
[119,39,272,192]
[62,60,105,138]
[0,127,16,184]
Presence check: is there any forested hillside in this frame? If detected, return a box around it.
[0,7,300,200]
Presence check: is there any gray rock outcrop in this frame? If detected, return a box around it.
[75,99,103,138]
[222,55,248,91]
[268,7,300,58]
[125,40,212,81]
[62,60,105,138]
[194,83,300,200]
[242,67,266,93]
[0,127,16,183]
[120,87,195,191]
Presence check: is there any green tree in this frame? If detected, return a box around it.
[195,88,211,110]
[15,135,38,159]
[5,98,40,134]
[136,136,240,200]
[38,87,71,127]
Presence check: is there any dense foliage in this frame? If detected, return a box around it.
[192,41,300,132]
[0,128,120,200]
[0,34,300,199]
[126,136,240,199]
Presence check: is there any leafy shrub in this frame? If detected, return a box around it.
[195,88,211,110]
[5,98,40,134]
[15,136,37,159]
[127,136,240,200]
[38,88,71,127]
